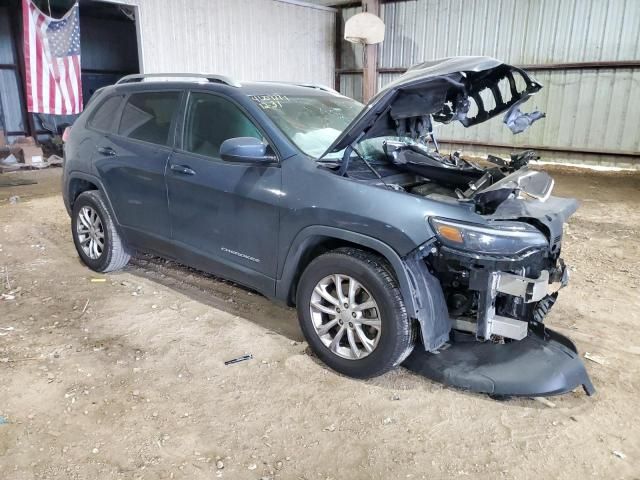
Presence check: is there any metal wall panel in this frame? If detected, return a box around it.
[437,68,640,154]
[341,73,364,102]
[340,5,363,69]
[378,0,640,68]
[116,0,336,86]
[339,0,640,167]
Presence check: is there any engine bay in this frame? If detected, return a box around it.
[334,138,551,216]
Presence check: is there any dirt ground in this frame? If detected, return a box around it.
[0,167,639,480]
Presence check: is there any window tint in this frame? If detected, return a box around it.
[118,92,180,146]
[88,95,123,132]
[183,92,262,158]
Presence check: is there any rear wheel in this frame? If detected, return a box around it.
[296,248,415,378]
[71,190,130,272]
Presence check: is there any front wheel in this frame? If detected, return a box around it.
[296,248,415,378]
[71,190,131,272]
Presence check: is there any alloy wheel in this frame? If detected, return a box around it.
[309,274,382,360]
[76,206,105,260]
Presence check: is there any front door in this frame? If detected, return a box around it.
[94,91,181,243]
[166,92,282,291]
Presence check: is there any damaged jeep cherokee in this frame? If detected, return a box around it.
[63,56,594,397]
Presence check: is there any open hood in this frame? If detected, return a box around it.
[321,56,543,158]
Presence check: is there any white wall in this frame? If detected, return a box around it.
[115,0,336,86]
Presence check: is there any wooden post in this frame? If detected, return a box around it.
[361,0,379,103]
[10,1,37,140]
[334,8,342,93]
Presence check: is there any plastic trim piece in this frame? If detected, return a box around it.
[403,326,596,397]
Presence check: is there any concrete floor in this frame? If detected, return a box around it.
[0,167,639,479]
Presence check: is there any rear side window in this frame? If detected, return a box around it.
[118,91,180,146]
[87,95,123,132]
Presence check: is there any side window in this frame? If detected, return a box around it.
[183,92,262,158]
[118,91,180,146]
[87,95,123,132]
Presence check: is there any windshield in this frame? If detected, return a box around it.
[249,93,363,158]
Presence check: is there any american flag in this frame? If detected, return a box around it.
[22,0,83,115]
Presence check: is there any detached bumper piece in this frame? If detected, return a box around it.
[403,326,595,397]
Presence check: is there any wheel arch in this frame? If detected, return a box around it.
[277,226,452,353]
[276,226,418,313]
[65,172,118,223]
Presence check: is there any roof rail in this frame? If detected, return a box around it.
[116,73,241,88]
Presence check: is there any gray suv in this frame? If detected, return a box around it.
[63,57,594,396]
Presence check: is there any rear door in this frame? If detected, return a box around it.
[94,90,181,243]
[166,91,282,291]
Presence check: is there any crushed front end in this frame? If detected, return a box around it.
[314,56,595,396]
[404,174,595,397]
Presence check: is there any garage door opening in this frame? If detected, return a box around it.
[0,0,141,143]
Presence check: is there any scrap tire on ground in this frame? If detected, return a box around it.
[296,247,415,378]
[71,190,131,273]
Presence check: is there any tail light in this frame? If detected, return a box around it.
[62,127,71,142]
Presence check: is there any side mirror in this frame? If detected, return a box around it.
[219,137,276,164]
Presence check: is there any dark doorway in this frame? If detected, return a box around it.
[0,0,140,142]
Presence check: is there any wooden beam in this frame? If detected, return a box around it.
[361,0,379,102]
[334,7,342,92]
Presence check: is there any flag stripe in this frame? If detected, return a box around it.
[34,9,46,113]
[22,0,82,115]
[72,55,82,112]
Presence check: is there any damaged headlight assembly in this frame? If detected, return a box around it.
[430,218,548,256]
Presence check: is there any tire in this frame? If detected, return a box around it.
[296,247,415,378]
[71,190,130,272]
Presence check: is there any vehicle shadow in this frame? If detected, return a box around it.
[124,253,304,342]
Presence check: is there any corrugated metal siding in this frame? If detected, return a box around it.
[341,73,364,102]
[437,68,640,154]
[116,0,335,86]
[379,0,640,67]
[339,0,640,167]
[340,5,363,69]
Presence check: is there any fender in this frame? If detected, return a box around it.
[276,226,450,351]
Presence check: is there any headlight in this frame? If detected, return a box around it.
[430,217,548,255]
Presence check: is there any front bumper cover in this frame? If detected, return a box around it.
[403,325,595,397]
[403,243,594,397]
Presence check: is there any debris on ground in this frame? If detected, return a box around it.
[0,142,64,173]
[0,154,20,173]
[584,352,606,365]
[612,450,626,459]
[224,354,253,365]
[531,396,556,408]
[8,195,20,204]
[0,416,8,425]
[47,155,63,167]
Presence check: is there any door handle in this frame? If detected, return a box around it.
[170,164,196,176]
[97,146,116,156]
